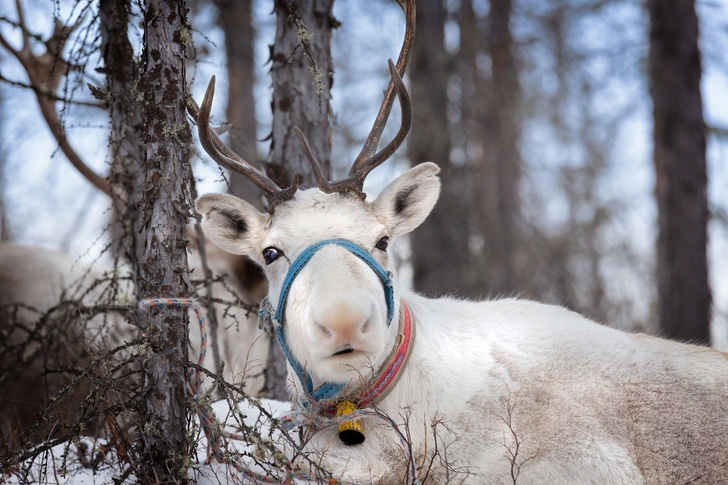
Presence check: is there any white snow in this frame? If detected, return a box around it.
[0,399,323,485]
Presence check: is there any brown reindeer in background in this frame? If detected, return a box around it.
[0,2,268,451]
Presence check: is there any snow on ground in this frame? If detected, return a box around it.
[2,399,313,485]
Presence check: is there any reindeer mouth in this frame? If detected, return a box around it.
[333,345,355,356]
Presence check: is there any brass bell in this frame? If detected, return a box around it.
[336,400,365,445]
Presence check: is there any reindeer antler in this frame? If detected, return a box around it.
[191,76,300,212]
[0,1,115,200]
[295,0,415,198]
[193,0,413,206]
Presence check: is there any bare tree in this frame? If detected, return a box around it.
[99,2,196,478]
[212,0,269,396]
[97,0,143,245]
[479,0,521,296]
[134,0,193,480]
[648,0,711,344]
[216,0,266,210]
[452,0,493,297]
[409,0,467,296]
[0,88,7,242]
[411,0,521,299]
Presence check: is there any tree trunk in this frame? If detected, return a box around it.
[648,0,710,344]
[265,0,336,400]
[410,0,466,296]
[217,0,265,210]
[269,0,335,187]
[99,0,144,254]
[135,0,193,481]
[481,0,521,296]
[0,88,8,242]
[458,0,487,295]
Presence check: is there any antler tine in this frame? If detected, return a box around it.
[293,127,334,193]
[351,0,415,171]
[294,59,412,198]
[196,76,299,211]
[295,126,369,196]
[188,95,252,166]
[348,59,412,187]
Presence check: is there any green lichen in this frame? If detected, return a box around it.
[178,27,192,45]
[309,65,324,95]
[295,19,314,44]
[143,421,158,436]
[177,453,193,476]
[139,341,153,359]
[162,124,186,144]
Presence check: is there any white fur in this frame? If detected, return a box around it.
[198,162,728,484]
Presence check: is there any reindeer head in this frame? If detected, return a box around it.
[198,162,439,388]
[196,0,433,393]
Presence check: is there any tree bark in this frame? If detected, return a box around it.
[135,0,193,481]
[409,0,466,296]
[98,0,145,253]
[265,0,336,400]
[269,0,335,188]
[648,0,711,344]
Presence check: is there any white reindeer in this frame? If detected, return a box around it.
[194,0,728,483]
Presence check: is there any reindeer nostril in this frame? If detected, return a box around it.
[359,318,370,334]
[316,323,333,337]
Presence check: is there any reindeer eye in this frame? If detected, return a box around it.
[262,247,283,265]
[375,236,389,251]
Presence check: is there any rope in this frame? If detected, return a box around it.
[139,297,419,484]
[267,238,396,399]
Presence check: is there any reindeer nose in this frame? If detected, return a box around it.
[313,299,371,343]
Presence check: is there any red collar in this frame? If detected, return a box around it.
[321,301,414,414]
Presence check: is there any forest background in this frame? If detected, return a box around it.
[1,0,726,345]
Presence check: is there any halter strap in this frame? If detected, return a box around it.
[259,239,395,400]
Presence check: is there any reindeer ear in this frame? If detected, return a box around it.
[372,162,441,238]
[196,194,266,256]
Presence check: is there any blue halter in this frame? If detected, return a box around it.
[258,239,395,401]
